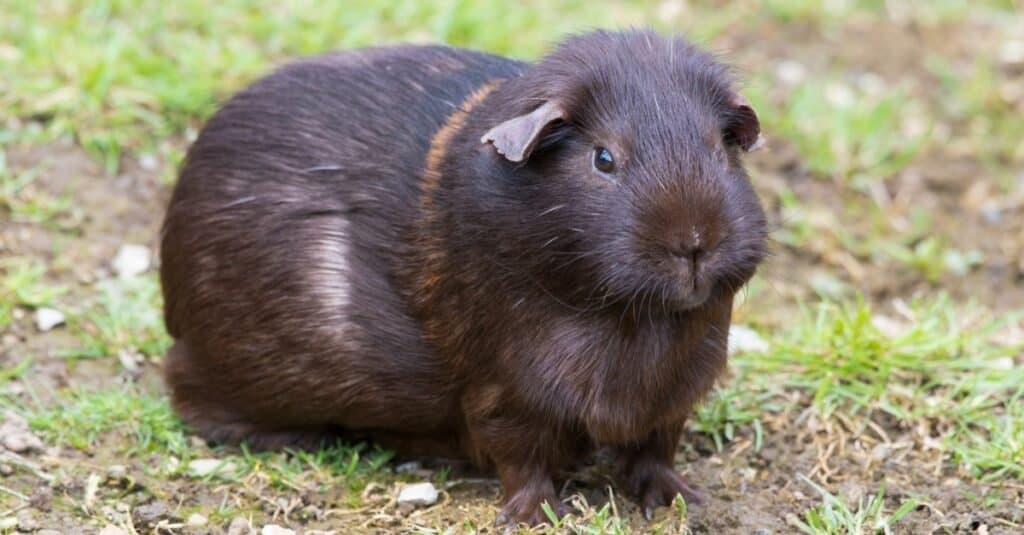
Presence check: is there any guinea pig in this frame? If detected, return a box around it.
[159,28,767,526]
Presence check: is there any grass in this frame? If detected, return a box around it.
[795,476,918,535]
[696,295,1024,482]
[1,0,661,171]
[64,273,171,360]
[0,257,67,330]
[750,76,930,186]
[0,159,75,228]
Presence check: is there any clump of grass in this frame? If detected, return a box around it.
[754,76,929,185]
[0,159,75,227]
[25,385,189,455]
[735,295,1024,479]
[795,476,918,535]
[65,273,171,359]
[690,377,770,452]
[927,55,1024,174]
[0,257,67,329]
[1,0,652,171]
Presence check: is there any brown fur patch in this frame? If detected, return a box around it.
[422,80,502,196]
[416,80,503,299]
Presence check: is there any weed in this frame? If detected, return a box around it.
[795,475,918,535]
[65,273,171,359]
[0,257,67,329]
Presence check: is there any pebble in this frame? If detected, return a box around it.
[776,60,807,85]
[107,464,127,479]
[16,510,37,531]
[0,517,17,530]
[34,307,65,332]
[187,458,237,478]
[1000,39,1024,64]
[728,325,769,355]
[138,153,159,171]
[111,244,151,278]
[187,513,208,527]
[0,410,44,453]
[99,526,129,535]
[394,461,422,474]
[227,517,253,535]
[397,482,439,507]
[37,530,62,535]
[261,525,296,535]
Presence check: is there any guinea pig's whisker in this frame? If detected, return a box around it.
[303,164,344,173]
[222,196,257,208]
[541,235,561,249]
[538,204,566,217]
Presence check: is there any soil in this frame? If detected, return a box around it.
[1,13,1022,535]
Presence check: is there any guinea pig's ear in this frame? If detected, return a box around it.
[481,101,566,163]
[725,94,764,152]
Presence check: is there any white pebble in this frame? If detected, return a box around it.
[776,60,807,85]
[394,461,422,474]
[112,244,152,278]
[1000,40,1024,64]
[187,458,237,478]
[227,517,252,535]
[187,513,208,527]
[34,307,65,332]
[728,325,769,355]
[397,482,439,507]
[138,153,160,171]
[261,525,296,535]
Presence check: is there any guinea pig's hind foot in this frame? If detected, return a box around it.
[628,463,706,520]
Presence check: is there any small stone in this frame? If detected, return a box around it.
[132,500,172,527]
[187,458,237,478]
[138,154,159,171]
[397,482,439,507]
[99,526,128,535]
[37,530,62,535]
[111,244,151,278]
[753,529,771,535]
[34,307,65,332]
[394,461,422,474]
[728,325,769,355]
[106,464,127,480]
[16,510,36,531]
[979,202,1002,225]
[187,513,208,527]
[776,60,806,85]
[0,410,44,453]
[227,517,253,535]
[0,517,17,530]
[1000,40,1024,64]
[261,525,295,535]
[117,350,142,375]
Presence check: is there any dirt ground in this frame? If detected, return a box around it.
[2,9,1023,535]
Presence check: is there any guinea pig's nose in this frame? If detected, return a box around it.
[668,231,705,265]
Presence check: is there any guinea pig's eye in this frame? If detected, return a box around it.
[593,147,616,173]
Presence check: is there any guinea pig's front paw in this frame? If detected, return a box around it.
[628,463,706,520]
[496,490,570,529]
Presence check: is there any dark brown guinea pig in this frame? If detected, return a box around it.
[160,28,767,526]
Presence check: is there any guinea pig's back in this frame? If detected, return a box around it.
[160,45,523,435]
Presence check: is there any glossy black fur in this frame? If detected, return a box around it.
[160,29,768,526]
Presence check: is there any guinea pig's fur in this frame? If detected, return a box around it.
[160,28,767,526]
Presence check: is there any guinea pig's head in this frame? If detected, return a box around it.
[478,29,767,313]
